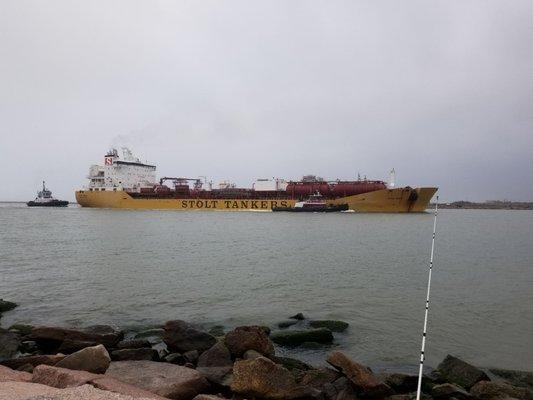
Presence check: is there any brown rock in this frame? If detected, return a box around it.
[55,344,111,373]
[0,354,65,370]
[0,365,32,382]
[30,325,122,352]
[32,364,100,388]
[0,381,163,400]
[299,368,341,389]
[91,376,168,399]
[57,338,99,353]
[326,351,380,391]
[106,360,209,400]
[231,356,315,399]
[163,320,217,354]
[111,348,159,361]
[470,380,533,400]
[0,381,66,400]
[224,326,275,358]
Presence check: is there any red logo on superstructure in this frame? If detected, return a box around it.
[105,157,113,166]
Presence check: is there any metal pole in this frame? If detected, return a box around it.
[416,196,439,400]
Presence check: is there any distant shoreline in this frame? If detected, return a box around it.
[434,201,533,210]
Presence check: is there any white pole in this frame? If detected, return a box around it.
[416,196,439,400]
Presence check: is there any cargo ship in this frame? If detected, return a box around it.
[75,148,437,212]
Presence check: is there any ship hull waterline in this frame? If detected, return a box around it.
[75,187,438,213]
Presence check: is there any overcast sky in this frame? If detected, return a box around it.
[1,1,532,202]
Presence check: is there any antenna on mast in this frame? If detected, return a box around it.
[388,168,396,188]
[415,196,438,400]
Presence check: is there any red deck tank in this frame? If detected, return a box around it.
[285,180,386,198]
[330,181,386,197]
[286,182,332,197]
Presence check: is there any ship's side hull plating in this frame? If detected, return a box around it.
[75,187,437,212]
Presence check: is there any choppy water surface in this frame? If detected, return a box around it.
[1,204,532,371]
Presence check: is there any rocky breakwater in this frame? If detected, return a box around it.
[0,312,531,400]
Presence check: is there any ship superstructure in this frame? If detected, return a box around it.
[87,148,156,192]
[76,148,437,212]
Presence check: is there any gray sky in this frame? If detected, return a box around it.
[1,0,532,202]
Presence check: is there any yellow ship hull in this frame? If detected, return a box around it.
[75,187,437,212]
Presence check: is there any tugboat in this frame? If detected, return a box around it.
[272,192,348,212]
[27,181,69,207]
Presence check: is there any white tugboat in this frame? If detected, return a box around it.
[272,192,348,212]
[27,181,69,207]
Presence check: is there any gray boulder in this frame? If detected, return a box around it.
[382,373,419,393]
[299,368,341,390]
[289,313,305,320]
[164,320,217,353]
[183,350,199,365]
[198,342,232,368]
[0,299,17,313]
[272,356,313,372]
[309,320,349,332]
[271,328,333,346]
[489,369,533,389]
[55,344,111,373]
[436,355,489,389]
[277,320,298,329]
[243,349,263,360]
[134,328,165,340]
[111,347,159,361]
[8,324,33,336]
[0,328,20,360]
[117,339,151,349]
[432,383,472,399]
[0,354,65,370]
[207,326,225,337]
[197,342,233,387]
[165,353,186,365]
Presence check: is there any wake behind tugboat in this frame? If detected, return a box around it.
[26,181,68,207]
